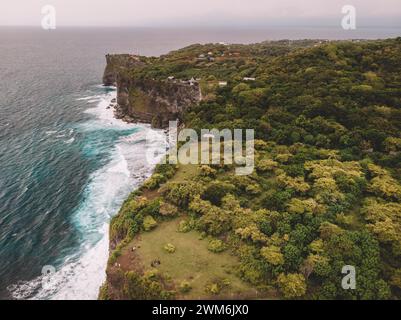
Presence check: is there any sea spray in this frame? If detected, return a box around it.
[8,87,167,300]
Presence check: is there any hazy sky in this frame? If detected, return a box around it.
[1,0,401,27]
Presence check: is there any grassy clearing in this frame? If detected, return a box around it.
[172,164,199,182]
[134,218,257,299]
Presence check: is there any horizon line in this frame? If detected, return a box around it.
[1,24,401,28]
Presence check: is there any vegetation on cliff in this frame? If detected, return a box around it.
[101,38,401,300]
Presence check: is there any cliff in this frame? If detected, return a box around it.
[103,55,202,128]
[102,54,144,86]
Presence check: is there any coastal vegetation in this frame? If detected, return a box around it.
[100,38,401,300]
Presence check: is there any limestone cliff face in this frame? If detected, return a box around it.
[102,54,145,86]
[103,55,201,128]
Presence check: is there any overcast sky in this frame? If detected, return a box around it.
[1,0,401,27]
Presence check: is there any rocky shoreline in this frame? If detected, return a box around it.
[107,97,158,126]
[106,97,135,123]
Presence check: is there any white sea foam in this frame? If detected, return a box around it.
[76,95,103,101]
[8,87,166,300]
[45,129,75,140]
[64,138,75,144]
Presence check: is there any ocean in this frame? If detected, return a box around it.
[0,26,400,300]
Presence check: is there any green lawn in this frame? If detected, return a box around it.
[135,218,257,299]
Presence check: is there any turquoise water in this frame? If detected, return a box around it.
[1,26,400,300]
[0,28,167,299]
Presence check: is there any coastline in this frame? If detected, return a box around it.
[98,88,168,299]
[93,88,167,299]
[8,86,167,300]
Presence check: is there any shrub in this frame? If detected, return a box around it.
[164,243,176,253]
[204,278,231,295]
[207,239,227,253]
[143,174,165,190]
[177,220,192,233]
[143,216,157,231]
[110,196,149,242]
[98,283,110,300]
[179,280,192,293]
[140,199,161,217]
[123,271,172,300]
[159,201,178,217]
[199,165,217,178]
[205,283,220,295]
[155,163,177,179]
[109,247,122,266]
[143,269,159,280]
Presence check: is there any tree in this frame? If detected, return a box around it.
[276,173,310,194]
[236,224,268,243]
[256,158,278,172]
[260,245,284,266]
[164,181,205,209]
[287,198,325,215]
[384,137,401,153]
[201,181,235,206]
[283,243,303,270]
[190,196,232,235]
[276,273,307,298]
[363,199,401,254]
[232,83,250,95]
[368,175,401,201]
[261,190,292,211]
[238,88,267,107]
[390,269,401,290]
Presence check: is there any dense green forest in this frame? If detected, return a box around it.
[101,38,401,300]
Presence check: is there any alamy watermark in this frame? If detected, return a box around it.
[342,265,356,290]
[40,4,357,32]
[146,121,255,176]
[41,265,56,290]
[41,5,56,30]
[341,5,357,30]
